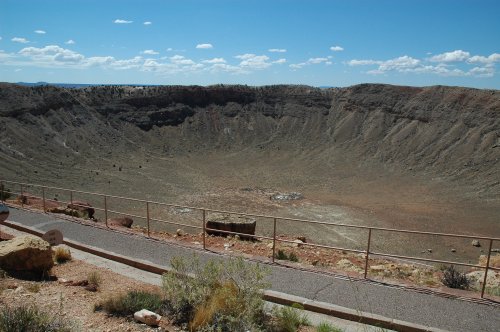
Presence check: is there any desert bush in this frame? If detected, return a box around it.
[316,321,343,332]
[162,255,269,330]
[0,304,74,332]
[26,282,41,293]
[275,250,299,262]
[87,271,102,290]
[441,265,470,290]
[95,290,163,316]
[0,184,11,201]
[53,247,72,264]
[272,303,310,332]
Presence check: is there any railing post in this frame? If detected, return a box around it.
[364,228,372,279]
[42,187,46,212]
[20,184,24,207]
[1,180,4,202]
[104,195,108,227]
[480,239,493,298]
[70,191,73,205]
[272,218,277,263]
[146,201,150,237]
[202,209,206,250]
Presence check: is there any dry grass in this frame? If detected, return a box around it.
[53,247,72,264]
[87,272,102,290]
[479,254,500,268]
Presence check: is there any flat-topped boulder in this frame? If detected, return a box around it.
[0,235,53,275]
[206,213,256,240]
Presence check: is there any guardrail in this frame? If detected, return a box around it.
[1,179,499,299]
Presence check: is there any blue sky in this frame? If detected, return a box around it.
[1,0,499,88]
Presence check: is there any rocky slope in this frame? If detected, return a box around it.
[0,83,498,196]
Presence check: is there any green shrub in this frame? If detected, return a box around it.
[275,250,299,262]
[95,290,163,316]
[441,265,470,290]
[273,303,310,332]
[161,255,269,330]
[0,304,74,332]
[316,321,343,332]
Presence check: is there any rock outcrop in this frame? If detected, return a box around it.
[109,217,133,228]
[206,213,256,239]
[0,235,53,274]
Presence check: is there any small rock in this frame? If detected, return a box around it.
[134,309,162,326]
[84,284,98,292]
[472,240,481,247]
[293,239,304,248]
[176,229,185,236]
[267,243,274,249]
[234,235,240,240]
[451,248,456,253]
[427,249,433,253]
[296,236,307,243]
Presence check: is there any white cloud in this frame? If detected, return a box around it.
[12,37,29,43]
[0,37,2,41]
[34,30,46,34]
[273,58,286,64]
[308,57,328,64]
[378,56,420,71]
[330,45,344,52]
[467,53,500,65]
[196,43,213,49]
[143,21,152,25]
[347,59,382,66]
[289,57,329,69]
[468,66,495,77]
[236,54,272,69]
[202,57,226,64]
[142,49,159,55]
[65,39,75,45]
[268,48,286,53]
[19,45,84,64]
[114,19,133,24]
[429,50,470,62]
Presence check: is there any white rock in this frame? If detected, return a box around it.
[134,309,161,326]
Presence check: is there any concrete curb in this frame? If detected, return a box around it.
[1,218,450,332]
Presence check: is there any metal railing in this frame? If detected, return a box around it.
[1,179,499,299]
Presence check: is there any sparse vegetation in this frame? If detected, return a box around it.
[441,265,470,290]
[95,290,163,316]
[316,321,343,332]
[0,304,74,332]
[53,247,72,264]
[26,283,41,293]
[275,249,299,262]
[272,303,310,332]
[87,271,102,290]
[162,255,269,331]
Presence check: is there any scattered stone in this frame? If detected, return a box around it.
[234,234,240,240]
[472,240,481,247]
[292,239,304,248]
[109,217,134,228]
[0,235,54,274]
[296,236,307,243]
[134,309,162,326]
[206,213,256,240]
[451,248,456,253]
[270,192,304,201]
[427,249,433,253]
[67,201,95,219]
[84,284,98,292]
[176,229,185,236]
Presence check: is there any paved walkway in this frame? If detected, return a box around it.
[3,207,500,332]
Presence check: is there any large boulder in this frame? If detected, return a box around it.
[67,201,95,219]
[109,217,133,228]
[0,235,53,274]
[206,213,256,240]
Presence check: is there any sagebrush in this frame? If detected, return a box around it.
[95,290,163,316]
[0,304,75,332]
[441,265,470,290]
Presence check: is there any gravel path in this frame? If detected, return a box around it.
[4,207,500,332]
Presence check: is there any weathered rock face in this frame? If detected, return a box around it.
[109,217,133,228]
[134,309,162,326]
[206,213,256,239]
[67,201,95,219]
[0,235,53,273]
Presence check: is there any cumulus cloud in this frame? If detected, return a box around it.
[143,21,152,25]
[142,49,159,55]
[12,37,29,43]
[34,30,46,34]
[268,48,286,53]
[236,54,272,69]
[202,57,226,64]
[467,53,500,65]
[65,39,75,45]
[330,45,344,51]
[273,58,286,64]
[289,57,329,69]
[429,50,470,62]
[196,43,213,49]
[114,19,133,24]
